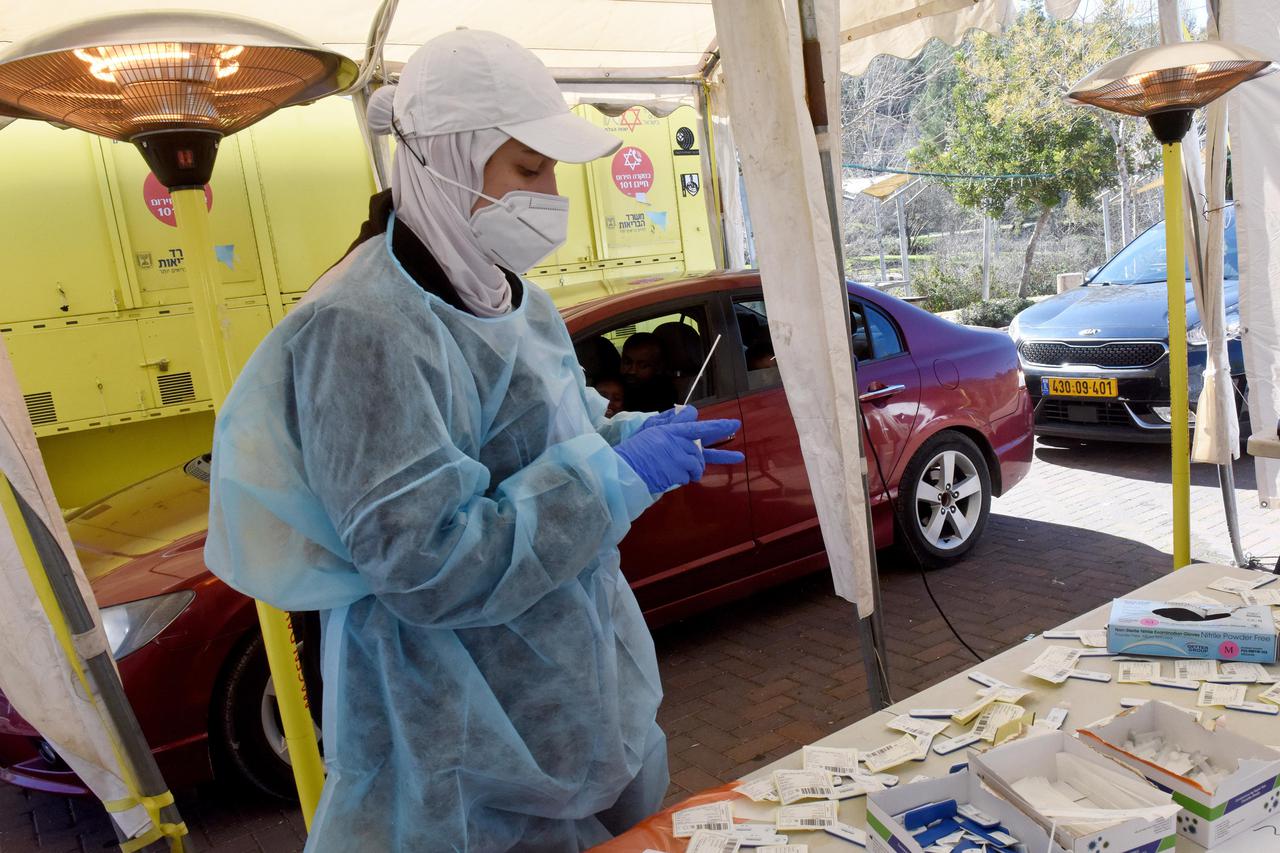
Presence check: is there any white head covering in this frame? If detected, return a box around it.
[364,30,620,317]
[368,87,511,316]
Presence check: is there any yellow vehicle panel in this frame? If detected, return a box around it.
[100,137,265,306]
[0,122,127,322]
[0,99,717,508]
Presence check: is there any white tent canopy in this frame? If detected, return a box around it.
[0,0,1082,80]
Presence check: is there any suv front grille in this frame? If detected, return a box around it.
[1039,399,1133,427]
[1019,340,1166,369]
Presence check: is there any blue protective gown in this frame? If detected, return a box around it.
[204,222,667,851]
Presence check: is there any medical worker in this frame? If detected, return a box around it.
[204,28,743,852]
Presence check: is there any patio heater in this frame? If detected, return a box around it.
[0,11,356,826]
[1067,41,1274,571]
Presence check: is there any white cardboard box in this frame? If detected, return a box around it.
[969,731,1179,853]
[1081,700,1280,848]
[866,768,1067,853]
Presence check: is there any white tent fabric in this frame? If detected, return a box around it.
[707,80,748,269]
[1222,0,1280,509]
[710,0,873,615]
[1188,102,1237,465]
[0,0,1081,81]
[0,344,151,840]
[1157,2,1239,465]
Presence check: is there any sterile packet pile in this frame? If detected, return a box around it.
[1120,730,1231,791]
[1010,752,1174,837]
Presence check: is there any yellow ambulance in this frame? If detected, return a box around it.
[0,98,717,507]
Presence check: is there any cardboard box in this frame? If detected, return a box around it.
[1107,599,1278,663]
[969,731,1179,853]
[866,768,1067,853]
[1081,700,1280,848]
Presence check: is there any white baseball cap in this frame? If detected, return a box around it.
[391,29,621,164]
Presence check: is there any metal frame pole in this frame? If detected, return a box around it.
[1100,192,1113,257]
[798,0,890,710]
[981,216,993,300]
[1160,142,1192,569]
[1218,463,1248,567]
[874,201,887,284]
[171,189,326,825]
[698,83,730,270]
[896,194,911,296]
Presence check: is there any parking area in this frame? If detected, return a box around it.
[1,440,1276,852]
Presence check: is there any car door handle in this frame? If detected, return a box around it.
[706,433,738,449]
[859,383,906,402]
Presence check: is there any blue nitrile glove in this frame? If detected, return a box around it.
[615,418,745,494]
[639,405,697,431]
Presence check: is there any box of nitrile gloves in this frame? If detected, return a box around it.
[1107,598,1278,663]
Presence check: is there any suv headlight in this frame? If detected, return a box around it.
[100,591,194,660]
[1187,309,1241,346]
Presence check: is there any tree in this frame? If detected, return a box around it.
[910,7,1120,296]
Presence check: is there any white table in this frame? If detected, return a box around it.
[673,563,1280,851]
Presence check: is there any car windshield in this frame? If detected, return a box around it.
[1092,205,1238,285]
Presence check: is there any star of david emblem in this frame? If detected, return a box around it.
[622,148,642,170]
[619,108,642,131]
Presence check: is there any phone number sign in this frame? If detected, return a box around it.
[612,146,654,200]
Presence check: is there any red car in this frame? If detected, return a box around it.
[0,272,1032,799]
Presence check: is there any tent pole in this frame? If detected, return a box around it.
[1217,463,1248,566]
[874,201,887,284]
[896,194,911,296]
[697,83,730,270]
[1161,140,1193,570]
[982,216,993,300]
[351,85,391,192]
[2,479,187,850]
[171,189,327,825]
[1100,192,1113,257]
[798,0,891,710]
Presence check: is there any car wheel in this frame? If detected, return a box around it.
[895,431,992,569]
[211,624,322,801]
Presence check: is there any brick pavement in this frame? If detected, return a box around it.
[0,441,1276,851]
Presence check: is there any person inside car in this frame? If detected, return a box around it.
[594,375,627,418]
[621,332,677,412]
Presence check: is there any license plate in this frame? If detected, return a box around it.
[1041,377,1118,398]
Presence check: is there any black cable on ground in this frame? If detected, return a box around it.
[858,406,985,662]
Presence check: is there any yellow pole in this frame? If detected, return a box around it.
[1160,143,1192,569]
[170,189,327,827]
[171,189,235,408]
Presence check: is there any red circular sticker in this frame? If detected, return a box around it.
[1219,641,1241,659]
[611,146,654,199]
[143,172,212,227]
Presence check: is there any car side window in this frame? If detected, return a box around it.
[733,297,780,391]
[861,301,905,360]
[574,304,716,415]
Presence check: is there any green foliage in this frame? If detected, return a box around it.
[959,297,1035,328]
[913,259,981,313]
[909,8,1117,220]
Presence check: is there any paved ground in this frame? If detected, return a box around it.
[1,440,1276,852]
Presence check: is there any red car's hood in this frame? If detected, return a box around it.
[65,465,212,606]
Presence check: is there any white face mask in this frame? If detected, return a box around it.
[468,189,570,273]
[397,127,570,274]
